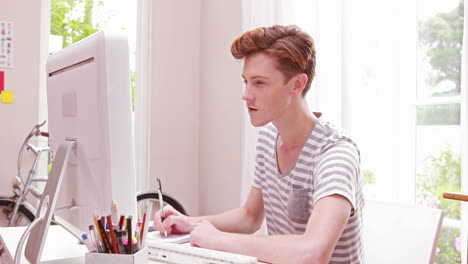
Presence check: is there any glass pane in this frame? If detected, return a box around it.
[415,124,461,263]
[416,104,460,125]
[417,0,464,98]
[50,0,136,111]
[417,1,464,263]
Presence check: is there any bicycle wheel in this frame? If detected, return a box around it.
[136,192,187,223]
[0,199,35,227]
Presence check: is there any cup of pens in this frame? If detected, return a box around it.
[84,202,153,264]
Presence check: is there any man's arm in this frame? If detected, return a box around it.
[199,186,265,233]
[190,194,352,264]
[154,187,265,235]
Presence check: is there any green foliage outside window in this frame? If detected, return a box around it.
[416,145,461,263]
[50,0,135,110]
[363,169,376,185]
[419,0,464,96]
[50,0,103,48]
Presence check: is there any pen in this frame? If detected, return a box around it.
[82,233,97,253]
[89,225,103,253]
[126,217,133,254]
[140,209,147,242]
[111,202,118,224]
[157,178,167,237]
[107,215,120,254]
[97,218,112,253]
[118,214,125,230]
[116,230,126,255]
[141,201,152,247]
[94,217,108,253]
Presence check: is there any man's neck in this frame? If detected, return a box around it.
[273,101,317,149]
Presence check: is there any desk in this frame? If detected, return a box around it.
[0,226,168,264]
[0,225,87,263]
[0,226,265,264]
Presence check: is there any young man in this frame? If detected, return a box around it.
[153,25,365,264]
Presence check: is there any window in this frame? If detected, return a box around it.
[416,1,464,262]
[49,0,136,105]
[45,0,138,181]
[280,1,464,262]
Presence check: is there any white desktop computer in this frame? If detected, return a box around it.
[23,31,137,263]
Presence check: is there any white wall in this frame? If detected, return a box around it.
[199,0,243,215]
[0,0,48,197]
[149,0,201,215]
[0,0,244,217]
[148,0,243,216]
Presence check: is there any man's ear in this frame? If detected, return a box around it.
[292,73,308,95]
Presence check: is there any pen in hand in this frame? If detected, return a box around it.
[157,178,168,237]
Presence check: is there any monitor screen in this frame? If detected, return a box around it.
[44,31,136,232]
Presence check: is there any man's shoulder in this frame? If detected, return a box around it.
[312,119,359,153]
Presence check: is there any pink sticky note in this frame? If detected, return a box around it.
[0,71,4,93]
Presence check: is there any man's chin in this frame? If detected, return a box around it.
[250,119,269,127]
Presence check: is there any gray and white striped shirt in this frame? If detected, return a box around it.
[253,118,365,263]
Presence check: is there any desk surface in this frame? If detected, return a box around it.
[0,226,169,264]
[0,226,266,264]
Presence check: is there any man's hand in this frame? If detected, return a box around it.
[153,204,196,235]
[190,220,225,250]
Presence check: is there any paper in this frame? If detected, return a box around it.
[1,90,13,103]
[0,21,13,68]
[146,231,190,244]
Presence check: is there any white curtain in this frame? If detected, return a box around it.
[240,0,417,203]
[240,0,285,203]
[241,0,467,260]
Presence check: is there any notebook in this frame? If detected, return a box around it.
[146,231,190,244]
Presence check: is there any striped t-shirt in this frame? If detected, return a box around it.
[252,118,365,263]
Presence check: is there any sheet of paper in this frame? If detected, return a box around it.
[0,21,13,68]
[1,90,13,103]
[146,231,190,244]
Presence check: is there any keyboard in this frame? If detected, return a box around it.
[147,241,258,264]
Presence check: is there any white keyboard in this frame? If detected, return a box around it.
[147,241,258,264]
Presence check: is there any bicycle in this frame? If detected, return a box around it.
[136,190,187,223]
[0,121,50,227]
[0,121,187,228]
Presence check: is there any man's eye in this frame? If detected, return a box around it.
[256,81,264,85]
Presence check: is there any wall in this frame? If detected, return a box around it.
[0,0,48,197]
[149,0,243,216]
[0,0,244,217]
[199,0,243,215]
[149,0,202,215]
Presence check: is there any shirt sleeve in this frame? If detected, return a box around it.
[312,141,360,212]
[252,145,265,189]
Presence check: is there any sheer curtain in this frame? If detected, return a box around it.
[241,0,467,261]
[240,0,418,204]
[240,0,285,203]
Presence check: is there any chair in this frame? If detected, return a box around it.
[362,199,444,264]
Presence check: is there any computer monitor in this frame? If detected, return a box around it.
[24,31,137,262]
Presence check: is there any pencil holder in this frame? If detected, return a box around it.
[85,247,148,264]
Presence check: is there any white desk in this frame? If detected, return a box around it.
[0,226,167,264]
[0,225,87,263]
[0,226,265,264]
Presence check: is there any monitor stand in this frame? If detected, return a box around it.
[12,140,76,264]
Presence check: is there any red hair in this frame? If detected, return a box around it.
[231,25,316,96]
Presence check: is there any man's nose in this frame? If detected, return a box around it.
[242,86,254,102]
